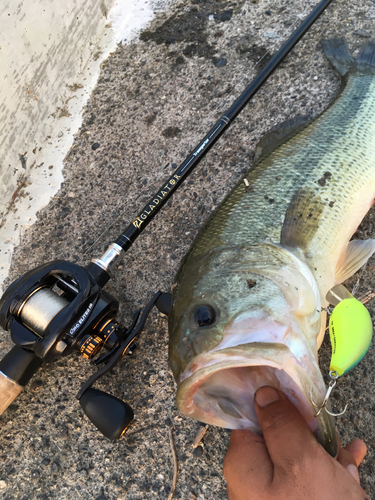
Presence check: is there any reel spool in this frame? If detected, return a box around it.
[18,287,69,337]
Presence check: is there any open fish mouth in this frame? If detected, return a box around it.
[176,344,338,456]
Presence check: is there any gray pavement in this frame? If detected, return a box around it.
[1,0,375,498]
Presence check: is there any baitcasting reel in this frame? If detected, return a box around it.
[0,257,171,439]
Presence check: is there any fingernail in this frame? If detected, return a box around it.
[347,464,360,484]
[255,386,280,408]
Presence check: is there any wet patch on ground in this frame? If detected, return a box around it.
[140,0,243,60]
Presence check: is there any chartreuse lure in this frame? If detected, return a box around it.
[311,284,373,417]
[327,284,373,376]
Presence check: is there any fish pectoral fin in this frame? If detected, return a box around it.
[335,239,375,283]
[280,188,324,252]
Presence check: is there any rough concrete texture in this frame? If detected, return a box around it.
[1,0,375,498]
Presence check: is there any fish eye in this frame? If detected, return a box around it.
[193,305,216,327]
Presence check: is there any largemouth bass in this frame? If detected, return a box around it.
[168,38,375,457]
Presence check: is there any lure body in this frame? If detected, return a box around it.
[329,298,373,376]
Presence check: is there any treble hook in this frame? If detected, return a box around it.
[310,371,348,417]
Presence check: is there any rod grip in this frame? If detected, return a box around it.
[0,346,42,414]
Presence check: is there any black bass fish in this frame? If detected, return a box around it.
[168,39,375,456]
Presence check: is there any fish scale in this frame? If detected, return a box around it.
[190,75,375,270]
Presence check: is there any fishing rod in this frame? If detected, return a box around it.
[0,0,334,440]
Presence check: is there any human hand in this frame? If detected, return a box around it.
[223,386,368,500]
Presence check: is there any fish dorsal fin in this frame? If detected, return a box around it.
[322,38,375,77]
[254,115,312,164]
[335,239,375,283]
[280,188,324,252]
[357,40,375,75]
[321,38,354,76]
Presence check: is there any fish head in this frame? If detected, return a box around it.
[169,243,337,456]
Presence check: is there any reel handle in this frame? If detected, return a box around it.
[76,291,168,438]
[79,388,134,440]
[0,346,42,414]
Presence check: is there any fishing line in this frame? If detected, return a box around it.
[351,261,368,297]
[76,0,326,263]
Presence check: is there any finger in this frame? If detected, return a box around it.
[336,438,367,485]
[337,447,361,483]
[344,438,367,467]
[337,439,367,469]
[254,386,320,468]
[223,429,273,489]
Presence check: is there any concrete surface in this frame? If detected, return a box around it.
[0,0,175,289]
[0,0,374,498]
[0,0,115,279]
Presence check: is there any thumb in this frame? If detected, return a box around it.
[254,386,320,467]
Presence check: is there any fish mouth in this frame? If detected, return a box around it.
[176,344,338,456]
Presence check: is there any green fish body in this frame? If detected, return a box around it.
[168,39,375,456]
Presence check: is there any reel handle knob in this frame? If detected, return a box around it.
[79,388,134,440]
[155,292,172,316]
